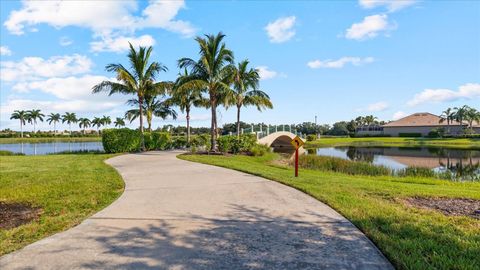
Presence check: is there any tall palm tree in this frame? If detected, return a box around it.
[101,115,111,127]
[178,32,235,151]
[453,105,469,132]
[364,115,378,126]
[92,43,167,151]
[78,118,91,134]
[114,117,126,128]
[47,113,61,136]
[232,60,273,137]
[465,107,480,129]
[172,69,207,142]
[92,117,103,134]
[10,110,28,138]
[62,112,77,135]
[26,109,45,133]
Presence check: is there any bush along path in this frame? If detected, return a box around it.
[0,151,392,269]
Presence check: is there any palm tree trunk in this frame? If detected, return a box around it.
[70,123,72,136]
[20,121,23,138]
[236,105,241,138]
[210,99,217,152]
[186,106,191,143]
[138,95,145,151]
[33,120,36,133]
[54,122,56,136]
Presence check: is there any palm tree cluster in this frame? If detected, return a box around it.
[440,105,480,132]
[93,32,273,152]
[10,109,123,136]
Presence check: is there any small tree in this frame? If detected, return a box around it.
[10,110,28,138]
[47,113,61,136]
[26,109,45,133]
[78,118,91,134]
[62,112,77,136]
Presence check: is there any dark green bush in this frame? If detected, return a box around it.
[306,134,317,141]
[191,134,209,148]
[0,150,25,156]
[249,144,271,156]
[172,136,188,149]
[399,133,422,137]
[217,134,257,154]
[144,132,170,150]
[102,128,141,153]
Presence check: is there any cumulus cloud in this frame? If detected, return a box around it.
[1,54,92,82]
[90,34,155,53]
[392,111,408,120]
[307,56,374,69]
[256,66,278,80]
[4,0,195,37]
[407,83,480,106]
[357,101,389,112]
[1,46,12,56]
[359,0,417,12]
[265,16,296,43]
[345,14,395,40]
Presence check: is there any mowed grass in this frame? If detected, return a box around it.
[0,154,124,255]
[306,137,480,149]
[0,137,102,144]
[179,153,480,270]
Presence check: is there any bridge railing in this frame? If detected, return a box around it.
[227,124,305,140]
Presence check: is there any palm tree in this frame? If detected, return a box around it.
[78,118,91,134]
[114,117,126,128]
[178,32,235,151]
[47,113,61,136]
[125,95,177,132]
[232,60,272,137]
[453,105,469,132]
[92,117,103,134]
[101,115,111,127]
[26,109,45,133]
[62,112,77,135]
[92,43,167,151]
[172,69,207,142]
[440,107,455,134]
[465,107,480,129]
[10,110,28,138]
[364,115,378,126]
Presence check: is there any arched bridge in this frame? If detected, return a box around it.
[258,131,302,148]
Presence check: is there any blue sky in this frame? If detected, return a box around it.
[1,0,479,131]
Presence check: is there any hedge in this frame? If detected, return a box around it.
[399,133,422,137]
[102,129,171,153]
[217,134,258,154]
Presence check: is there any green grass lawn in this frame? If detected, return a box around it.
[0,154,124,255]
[179,153,480,270]
[0,137,102,144]
[306,137,480,149]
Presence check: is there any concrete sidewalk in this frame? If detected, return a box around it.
[0,151,393,270]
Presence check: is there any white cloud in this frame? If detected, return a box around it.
[1,54,92,82]
[392,111,408,120]
[265,16,296,43]
[407,83,480,106]
[367,101,389,112]
[359,0,416,12]
[90,34,156,53]
[59,36,73,46]
[1,46,12,56]
[4,0,196,46]
[307,56,374,69]
[256,66,278,80]
[345,14,395,40]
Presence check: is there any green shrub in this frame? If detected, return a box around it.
[249,144,271,156]
[306,134,317,141]
[218,134,257,154]
[102,128,141,153]
[172,136,188,149]
[296,155,392,176]
[0,150,25,156]
[399,133,422,137]
[397,166,436,178]
[191,134,209,147]
[144,132,170,150]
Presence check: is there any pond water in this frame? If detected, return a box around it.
[310,146,480,180]
[0,141,104,155]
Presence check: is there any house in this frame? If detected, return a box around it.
[355,124,384,136]
[382,112,467,136]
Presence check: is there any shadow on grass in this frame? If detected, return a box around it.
[81,205,391,270]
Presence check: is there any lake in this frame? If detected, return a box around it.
[309,146,480,180]
[0,141,104,155]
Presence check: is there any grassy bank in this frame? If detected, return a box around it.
[306,137,480,149]
[0,154,124,255]
[179,153,480,270]
[0,137,102,144]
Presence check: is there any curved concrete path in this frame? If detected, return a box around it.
[0,151,393,270]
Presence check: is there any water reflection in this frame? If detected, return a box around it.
[312,146,480,181]
[0,141,103,155]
